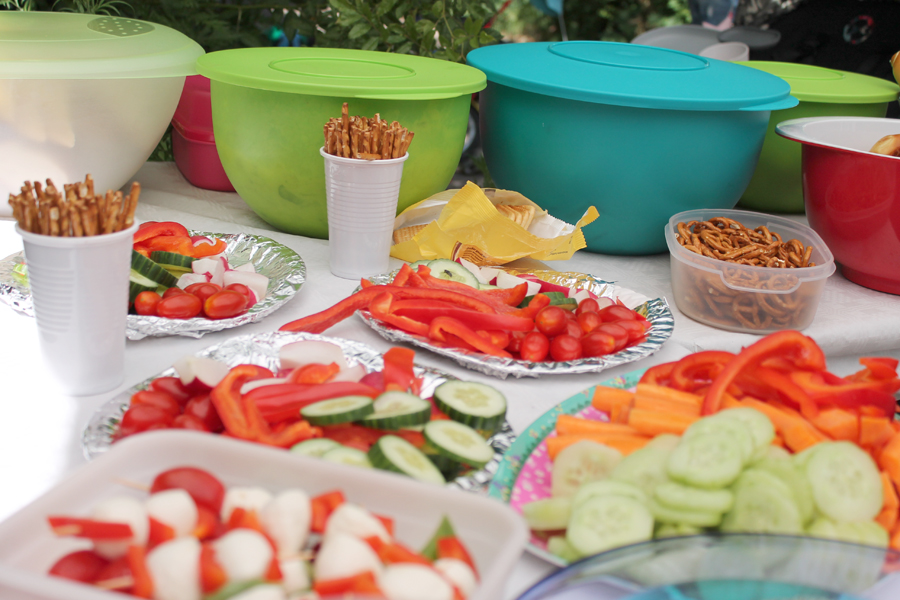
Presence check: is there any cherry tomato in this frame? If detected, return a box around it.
[94,556,133,592]
[506,331,527,354]
[550,334,582,361]
[183,394,224,433]
[119,404,174,434]
[172,414,209,431]
[576,298,600,316]
[582,331,617,357]
[184,282,222,304]
[129,390,180,417]
[616,319,650,345]
[563,307,578,320]
[157,293,203,319]
[162,287,187,299]
[519,331,550,362]
[225,283,255,306]
[577,311,602,335]
[534,306,568,338]
[133,291,161,316]
[563,320,582,339]
[203,290,248,320]
[151,467,226,514]
[595,322,630,351]
[598,304,640,323]
[49,550,109,583]
[149,376,193,405]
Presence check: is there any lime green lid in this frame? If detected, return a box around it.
[736,61,899,104]
[0,12,204,79]
[196,47,486,100]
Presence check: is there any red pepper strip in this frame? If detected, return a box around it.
[479,329,510,349]
[639,362,676,386]
[314,571,382,596]
[429,316,512,358]
[369,292,431,337]
[47,517,133,540]
[393,305,535,332]
[288,362,341,384]
[142,235,197,257]
[382,346,421,394]
[702,330,826,416]
[248,382,381,424]
[193,506,221,541]
[512,293,551,319]
[860,357,900,376]
[413,272,521,313]
[199,543,227,594]
[310,490,345,534]
[374,513,395,537]
[126,545,153,599]
[745,366,820,419]
[132,243,152,258]
[359,278,375,289]
[392,262,414,286]
[389,299,461,311]
[437,536,479,577]
[190,238,227,258]
[378,541,432,566]
[668,351,735,392]
[147,517,175,548]
[279,285,496,333]
[846,357,900,393]
[132,221,190,244]
[790,371,897,416]
[210,364,270,439]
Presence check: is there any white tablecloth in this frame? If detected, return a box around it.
[1,161,899,599]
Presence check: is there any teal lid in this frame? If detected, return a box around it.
[466,41,798,112]
[736,61,900,104]
[196,47,486,101]
[0,12,204,79]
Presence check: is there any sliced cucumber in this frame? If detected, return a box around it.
[683,414,755,465]
[648,499,723,528]
[763,445,792,461]
[131,251,178,287]
[150,251,196,270]
[551,440,623,498]
[407,260,432,272]
[755,457,816,525]
[423,420,494,469]
[321,446,373,469]
[805,441,883,522]
[609,445,672,499]
[521,497,572,531]
[654,481,734,514]
[369,436,446,485]
[547,535,582,563]
[290,438,342,458]
[566,495,654,557]
[713,407,776,462]
[807,517,889,548]
[300,396,374,426]
[667,431,744,489]
[129,270,160,304]
[572,480,648,510]
[517,291,577,310]
[721,469,803,535]
[427,258,479,288]
[654,522,704,539]
[425,452,464,480]
[646,434,682,452]
[360,392,431,430]
[433,380,507,434]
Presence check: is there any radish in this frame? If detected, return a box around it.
[260,489,311,559]
[192,258,225,287]
[457,258,491,285]
[279,341,348,371]
[381,563,454,600]
[495,271,541,297]
[172,356,230,392]
[213,529,273,582]
[329,363,367,384]
[146,489,198,538]
[314,532,382,581]
[220,487,273,521]
[434,558,477,597]
[233,262,257,273]
[572,289,593,304]
[91,496,149,559]
[146,537,201,600]
[324,503,391,543]
[190,235,216,249]
[596,297,615,309]
[223,270,269,304]
[240,377,289,395]
[176,273,208,289]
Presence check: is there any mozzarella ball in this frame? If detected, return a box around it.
[434,558,477,597]
[314,532,382,582]
[381,564,454,600]
[260,489,311,559]
[212,529,273,582]
[279,557,310,595]
[228,584,287,600]
[146,489,198,538]
[146,537,201,600]
[91,495,149,559]
[220,487,273,522]
[323,503,390,543]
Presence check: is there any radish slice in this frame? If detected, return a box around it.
[233,262,257,273]
[146,537,201,600]
[223,270,268,304]
[192,258,225,287]
[480,267,502,285]
[221,487,273,521]
[176,273,208,289]
[314,532,382,581]
[279,341,348,371]
[457,258,490,285]
[324,503,391,543]
[240,377,289,395]
[91,496,149,560]
[495,271,541,297]
[213,529,273,582]
[434,558,477,597]
[329,364,366,384]
[190,235,215,248]
[573,289,593,304]
[172,356,230,391]
[260,489,311,559]
[381,564,454,600]
[146,489,198,538]
[596,297,615,309]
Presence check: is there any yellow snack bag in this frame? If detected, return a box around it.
[390,182,598,266]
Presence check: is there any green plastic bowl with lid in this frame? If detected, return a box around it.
[196,48,486,239]
[736,61,899,214]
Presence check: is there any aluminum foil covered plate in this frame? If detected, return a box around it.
[0,231,305,340]
[359,270,674,379]
[83,331,515,494]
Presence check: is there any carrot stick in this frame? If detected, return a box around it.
[633,383,702,407]
[626,408,698,436]
[771,435,785,448]
[546,433,649,460]
[737,397,828,453]
[591,386,634,413]
[721,393,743,409]
[876,471,899,533]
[554,414,640,437]
[632,396,701,416]
[610,401,632,424]
[810,408,859,442]
[860,416,896,450]
[880,433,900,490]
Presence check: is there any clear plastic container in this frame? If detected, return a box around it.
[666,209,835,333]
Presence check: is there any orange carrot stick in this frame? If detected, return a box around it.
[860,416,896,450]
[633,383,702,407]
[880,433,900,490]
[626,408,698,436]
[591,386,634,414]
[810,408,859,442]
[632,396,701,416]
[876,471,899,533]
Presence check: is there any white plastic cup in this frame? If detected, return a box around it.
[17,222,137,396]
[699,41,751,62]
[321,147,409,279]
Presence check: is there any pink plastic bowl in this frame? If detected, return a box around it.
[777,117,900,295]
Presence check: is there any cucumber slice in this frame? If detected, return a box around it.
[521,497,572,531]
[407,260,432,272]
[427,259,479,288]
[654,481,734,514]
[129,270,161,304]
[721,469,803,535]
[423,420,494,468]
[300,396,374,426]
[433,380,507,433]
[666,431,744,489]
[368,436,446,485]
[654,523,704,539]
[763,445,792,461]
[566,495,654,556]
[547,536,582,563]
[551,440,623,498]
[713,408,776,462]
[360,392,431,430]
[648,499,723,528]
[805,441,883,522]
[424,452,464,480]
[572,480,648,510]
[646,434,681,452]
[683,414,755,465]
[131,250,179,287]
[321,446,373,469]
[609,445,672,499]
[807,517,889,548]
[517,291,577,310]
[150,251,196,270]
[290,438,342,458]
[755,457,816,525]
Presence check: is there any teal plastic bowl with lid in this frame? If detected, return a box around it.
[736,61,899,214]
[466,41,797,255]
[196,48,485,239]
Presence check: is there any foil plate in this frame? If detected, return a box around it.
[82,331,515,494]
[0,232,306,340]
[358,270,674,379]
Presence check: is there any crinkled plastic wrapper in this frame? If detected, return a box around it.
[358,270,674,379]
[83,332,515,494]
[390,182,599,266]
[0,232,306,340]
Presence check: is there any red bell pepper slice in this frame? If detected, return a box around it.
[378,541,432,566]
[639,362,676,386]
[314,571,382,596]
[745,366,820,419]
[668,351,734,392]
[436,536,479,577]
[193,505,222,541]
[391,262,414,287]
[320,424,425,452]
[126,545,153,599]
[190,238,227,258]
[382,347,421,394]
[429,316,512,358]
[248,381,381,423]
[147,517,175,548]
[702,330,826,415]
[513,293,551,319]
[133,221,190,244]
[287,362,341,384]
[415,272,523,312]
[47,517,133,540]
[199,543,227,594]
[142,235,196,257]
[369,292,431,337]
[310,490,346,534]
[393,305,535,332]
[479,329,510,350]
[374,513,395,537]
[790,371,897,417]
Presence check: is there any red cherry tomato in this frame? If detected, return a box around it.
[519,331,550,362]
[149,376,193,405]
[203,290,248,320]
[534,306,568,338]
[563,307,578,320]
[129,390,180,417]
[576,298,600,316]
[563,320,582,339]
[225,283,255,306]
[595,322,630,351]
[157,293,203,319]
[172,414,209,431]
[506,331,527,354]
[134,291,161,316]
[184,282,222,304]
[577,311,603,335]
[582,331,618,357]
[119,405,174,435]
[150,467,226,514]
[94,556,133,591]
[598,304,639,323]
[616,319,650,345]
[162,287,187,299]
[183,394,224,433]
[49,550,110,583]
[550,334,582,362]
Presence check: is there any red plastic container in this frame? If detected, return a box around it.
[777,117,900,295]
[171,75,235,192]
